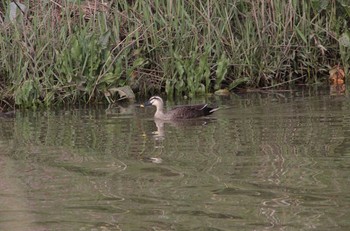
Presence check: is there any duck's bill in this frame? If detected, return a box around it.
[140,101,152,107]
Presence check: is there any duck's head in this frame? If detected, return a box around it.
[141,96,164,108]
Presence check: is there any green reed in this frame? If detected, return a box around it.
[0,0,349,108]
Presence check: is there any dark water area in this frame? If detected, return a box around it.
[1,91,350,230]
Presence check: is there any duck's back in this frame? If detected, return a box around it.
[167,104,217,119]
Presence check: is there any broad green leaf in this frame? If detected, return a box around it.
[339,32,350,47]
[229,77,249,90]
[99,31,111,48]
[295,27,307,44]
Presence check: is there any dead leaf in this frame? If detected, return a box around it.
[329,65,345,85]
[214,88,230,96]
[108,86,135,101]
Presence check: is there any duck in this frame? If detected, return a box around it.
[141,96,219,120]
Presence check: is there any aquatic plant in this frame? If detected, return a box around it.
[0,0,349,108]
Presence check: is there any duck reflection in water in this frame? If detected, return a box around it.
[152,117,217,140]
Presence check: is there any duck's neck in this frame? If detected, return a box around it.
[154,105,165,119]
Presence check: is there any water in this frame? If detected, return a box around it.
[1,92,350,230]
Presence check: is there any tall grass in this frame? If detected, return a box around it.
[0,0,349,108]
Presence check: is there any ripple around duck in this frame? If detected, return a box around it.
[53,160,127,177]
[174,209,242,220]
[139,166,185,177]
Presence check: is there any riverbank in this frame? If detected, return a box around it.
[1,0,349,110]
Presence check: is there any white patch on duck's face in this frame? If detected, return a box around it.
[150,97,163,107]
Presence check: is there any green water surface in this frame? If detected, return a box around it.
[0,92,350,231]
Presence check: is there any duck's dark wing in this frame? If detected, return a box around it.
[168,104,218,119]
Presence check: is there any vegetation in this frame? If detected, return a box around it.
[1,0,350,109]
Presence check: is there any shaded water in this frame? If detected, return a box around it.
[1,92,350,230]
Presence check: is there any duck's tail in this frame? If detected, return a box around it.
[209,107,219,114]
[208,107,219,114]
